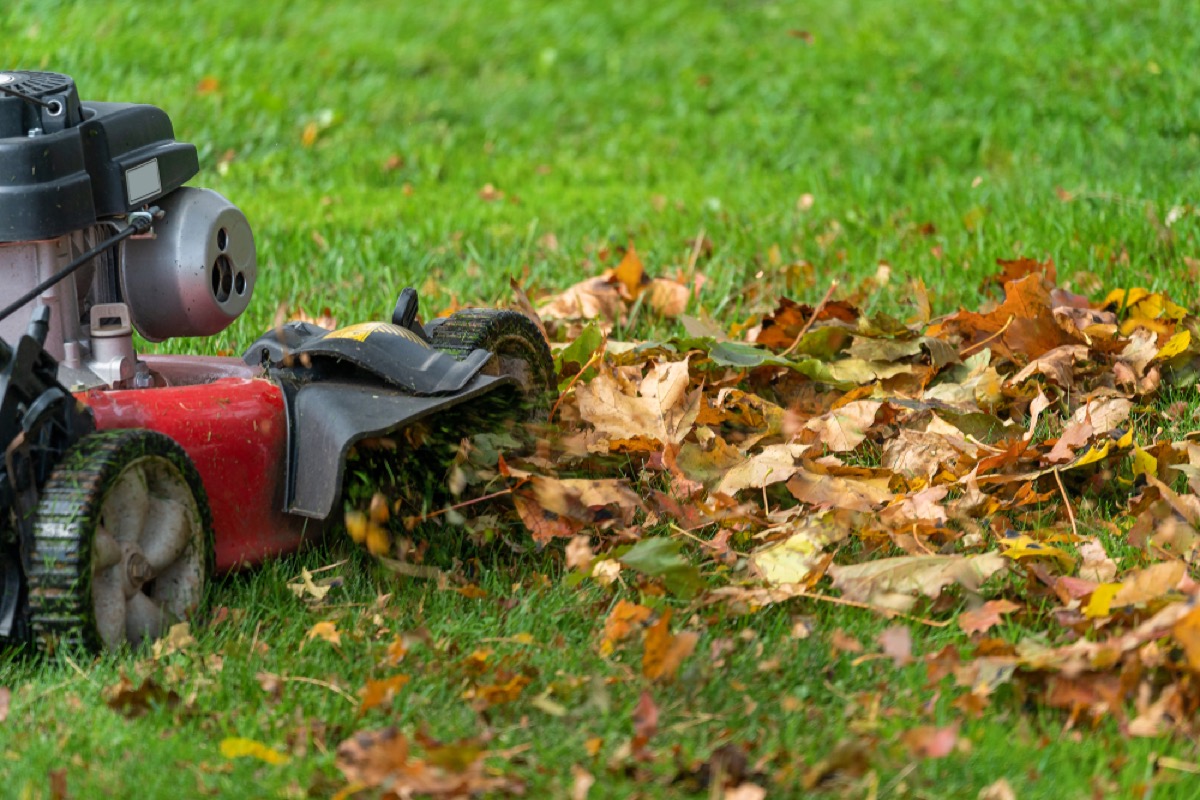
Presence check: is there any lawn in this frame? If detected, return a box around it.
[3,0,1200,797]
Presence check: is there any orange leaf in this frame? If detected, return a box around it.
[642,610,698,681]
[601,600,652,656]
[360,674,410,713]
[612,243,648,298]
[958,600,1022,636]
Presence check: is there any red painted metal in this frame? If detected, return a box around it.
[78,362,316,571]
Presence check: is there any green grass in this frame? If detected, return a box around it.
[5,0,1200,797]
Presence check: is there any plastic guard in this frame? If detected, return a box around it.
[244,321,490,396]
[281,375,516,519]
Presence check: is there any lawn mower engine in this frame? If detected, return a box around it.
[0,71,553,653]
[0,70,255,389]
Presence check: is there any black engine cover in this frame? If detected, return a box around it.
[0,71,199,242]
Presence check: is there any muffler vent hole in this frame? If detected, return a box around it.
[216,228,228,251]
[211,255,234,303]
[235,271,247,296]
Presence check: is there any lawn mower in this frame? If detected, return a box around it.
[0,70,554,653]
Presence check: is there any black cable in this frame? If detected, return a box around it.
[0,216,153,324]
[0,83,53,111]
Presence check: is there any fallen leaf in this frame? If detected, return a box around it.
[631,690,659,755]
[958,600,1021,635]
[900,724,959,759]
[220,737,290,765]
[306,620,341,647]
[803,400,883,452]
[360,675,411,713]
[619,537,704,598]
[642,611,699,681]
[828,553,1008,613]
[104,674,181,718]
[601,600,653,656]
[151,622,195,660]
[878,625,914,666]
[577,360,701,448]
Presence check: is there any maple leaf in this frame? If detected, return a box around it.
[577,359,700,449]
[936,270,1084,362]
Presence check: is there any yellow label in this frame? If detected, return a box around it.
[325,321,429,347]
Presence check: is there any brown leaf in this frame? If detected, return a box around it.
[538,277,626,327]
[958,600,1022,635]
[1077,539,1117,583]
[565,535,594,572]
[104,674,181,718]
[938,271,1082,361]
[881,429,967,479]
[1069,396,1132,435]
[1172,606,1200,671]
[513,475,644,543]
[1111,560,1186,607]
[715,444,808,496]
[464,674,533,708]
[645,278,690,317]
[803,400,882,451]
[830,629,863,654]
[571,765,596,800]
[642,611,699,681]
[577,360,700,448]
[1046,419,1093,464]
[336,728,523,797]
[787,469,892,512]
[612,243,648,298]
[828,553,1008,613]
[631,690,659,755]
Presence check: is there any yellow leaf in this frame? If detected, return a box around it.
[1072,441,1111,468]
[1116,429,1134,449]
[220,737,290,765]
[999,535,1075,570]
[1083,583,1123,618]
[1103,287,1149,310]
[1156,329,1191,360]
[306,620,340,646]
[1131,445,1157,479]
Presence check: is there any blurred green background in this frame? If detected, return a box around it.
[7,0,1200,354]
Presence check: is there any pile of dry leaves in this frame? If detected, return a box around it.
[337,250,1200,795]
